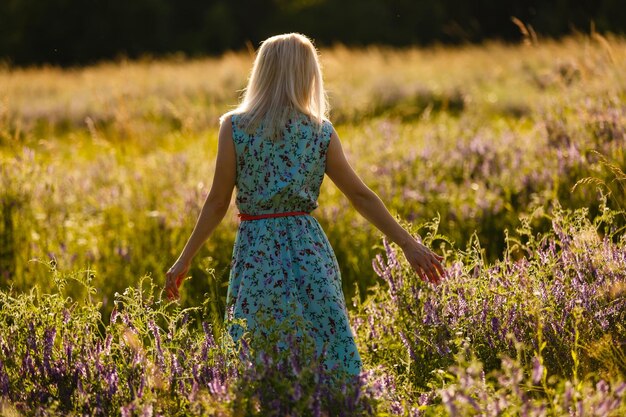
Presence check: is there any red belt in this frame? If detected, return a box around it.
[238,211,309,221]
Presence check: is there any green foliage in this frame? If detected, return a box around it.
[0,270,378,416]
[352,203,626,415]
[1,203,624,415]
[1,38,626,415]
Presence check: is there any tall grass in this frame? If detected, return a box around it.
[0,33,625,415]
[2,35,625,314]
[0,196,624,415]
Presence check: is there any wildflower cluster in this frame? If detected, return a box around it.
[354,203,626,415]
[0,276,380,416]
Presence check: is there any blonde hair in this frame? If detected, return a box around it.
[221,33,329,139]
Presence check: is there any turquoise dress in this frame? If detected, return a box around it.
[224,112,362,377]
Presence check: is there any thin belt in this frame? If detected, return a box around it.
[238,211,309,221]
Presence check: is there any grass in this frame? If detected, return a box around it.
[0,33,625,415]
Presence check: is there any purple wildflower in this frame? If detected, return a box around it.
[398,331,417,362]
[110,306,119,324]
[148,320,165,370]
[62,309,71,324]
[22,351,36,377]
[106,368,119,397]
[0,359,9,395]
[531,357,544,385]
[43,327,56,376]
[104,334,113,356]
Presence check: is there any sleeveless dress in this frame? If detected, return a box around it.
[223,112,363,377]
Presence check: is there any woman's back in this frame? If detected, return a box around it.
[231,112,333,215]
[224,112,363,377]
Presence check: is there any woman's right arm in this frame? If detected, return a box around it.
[325,127,445,284]
[164,115,236,300]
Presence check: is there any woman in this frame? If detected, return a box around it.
[165,33,445,377]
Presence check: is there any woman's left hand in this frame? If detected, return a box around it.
[401,239,446,285]
[165,260,190,300]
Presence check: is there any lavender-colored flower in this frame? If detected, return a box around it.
[0,359,10,396]
[120,404,134,417]
[103,333,113,356]
[141,402,155,417]
[423,298,440,326]
[138,374,146,398]
[389,399,405,415]
[22,351,36,377]
[93,354,105,385]
[26,322,38,354]
[148,320,165,370]
[74,363,85,395]
[531,357,544,385]
[490,317,500,336]
[398,331,417,362]
[189,378,199,401]
[208,378,227,396]
[418,392,432,406]
[596,380,610,394]
[43,327,56,376]
[121,313,136,331]
[65,339,73,366]
[106,368,119,397]
[110,306,119,324]
[170,352,186,394]
[62,309,71,325]
[383,238,400,270]
[372,255,385,278]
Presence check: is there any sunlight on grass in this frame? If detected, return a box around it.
[1,34,625,415]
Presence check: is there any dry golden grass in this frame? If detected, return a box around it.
[1,34,624,140]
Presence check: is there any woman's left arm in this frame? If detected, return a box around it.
[165,115,236,300]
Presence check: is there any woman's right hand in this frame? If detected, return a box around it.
[401,239,446,285]
[165,259,190,300]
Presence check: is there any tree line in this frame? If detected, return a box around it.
[0,0,624,66]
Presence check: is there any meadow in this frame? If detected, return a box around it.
[0,33,625,415]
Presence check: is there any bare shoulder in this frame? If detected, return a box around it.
[324,122,370,199]
[326,122,342,150]
[219,113,234,128]
[325,124,348,174]
[220,110,243,131]
[218,113,235,139]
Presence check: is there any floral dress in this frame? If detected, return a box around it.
[224,112,362,376]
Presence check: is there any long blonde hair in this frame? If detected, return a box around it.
[221,33,329,139]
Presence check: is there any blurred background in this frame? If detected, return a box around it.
[1,0,625,66]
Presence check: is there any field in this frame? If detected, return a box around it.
[1,33,626,415]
